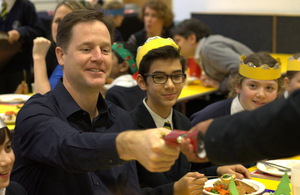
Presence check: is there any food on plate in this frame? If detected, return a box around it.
[205,174,256,195]
[0,111,16,121]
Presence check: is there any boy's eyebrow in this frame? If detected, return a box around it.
[6,140,11,145]
[152,70,183,74]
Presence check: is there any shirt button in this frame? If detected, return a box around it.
[96,182,99,186]
[109,159,113,164]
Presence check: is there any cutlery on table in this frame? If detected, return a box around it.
[258,160,291,172]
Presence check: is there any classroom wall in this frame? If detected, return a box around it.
[173,0,300,21]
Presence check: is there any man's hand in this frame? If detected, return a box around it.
[174,172,207,195]
[7,30,20,44]
[216,164,252,179]
[116,128,180,172]
[199,75,220,89]
[180,119,213,163]
[33,37,51,60]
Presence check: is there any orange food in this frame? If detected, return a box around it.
[5,111,16,115]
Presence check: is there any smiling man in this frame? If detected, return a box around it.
[11,10,180,195]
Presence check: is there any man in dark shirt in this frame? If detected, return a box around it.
[11,9,180,195]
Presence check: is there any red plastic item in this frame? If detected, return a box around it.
[188,58,201,78]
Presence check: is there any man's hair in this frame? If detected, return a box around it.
[170,18,212,42]
[56,9,115,52]
[138,0,173,27]
[138,45,185,84]
[228,51,283,98]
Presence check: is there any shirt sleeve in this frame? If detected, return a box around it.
[13,96,127,173]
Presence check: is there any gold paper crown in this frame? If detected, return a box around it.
[136,36,179,67]
[287,56,300,71]
[239,55,281,80]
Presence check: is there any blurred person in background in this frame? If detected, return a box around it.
[0,0,45,94]
[127,0,173,47]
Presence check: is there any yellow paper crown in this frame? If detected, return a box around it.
[136,36,179,68]
[287,56,300,71]
[239,55,281,80]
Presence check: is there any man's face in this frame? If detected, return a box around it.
[173,34,195,59]
[57,21,112,92]
[140,58,185,113]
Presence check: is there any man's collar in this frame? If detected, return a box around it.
[53,79,109,118]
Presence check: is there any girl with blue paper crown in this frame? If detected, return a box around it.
[284,53,300,97]
[191,52,283,127]
[105,41,146,112]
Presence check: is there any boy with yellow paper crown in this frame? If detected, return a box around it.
[191,52,283,126]
[284,53,300,97]
[130,36,251,195]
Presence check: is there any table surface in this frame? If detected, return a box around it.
[178,80,218,102]
[248,155,300,193]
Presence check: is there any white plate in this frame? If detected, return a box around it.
[0,113,15,124]
[257,160,300,176]
[203,178,265,195]
[0,94,30,104]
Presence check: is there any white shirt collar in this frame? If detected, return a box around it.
[1,0,16,13]
[143,98,173,129]
[107,74,137,89]
[230,96,245,115]
[0,188,6,195]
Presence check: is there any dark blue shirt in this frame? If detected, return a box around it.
[11,80,141,195]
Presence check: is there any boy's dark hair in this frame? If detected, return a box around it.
[113,41,137,75]
[286,53,300,79]
[170,18,212,42]
[56,9,115,52]
[139,0,173,27]
[138,45,185,84]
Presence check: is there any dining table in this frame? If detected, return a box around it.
[176,79,218,115]
[247,155,300,194]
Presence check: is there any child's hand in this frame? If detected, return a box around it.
[14,81,28,94]
[216,164,252,179]
[174,172,207,195]
[200,75,220,89]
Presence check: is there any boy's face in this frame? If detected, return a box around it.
[284,72,300,95]
[173,34,196,59]
[139,58,185,112]
[236,78,278,111]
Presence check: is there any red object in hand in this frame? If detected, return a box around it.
[163,129,206,158]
